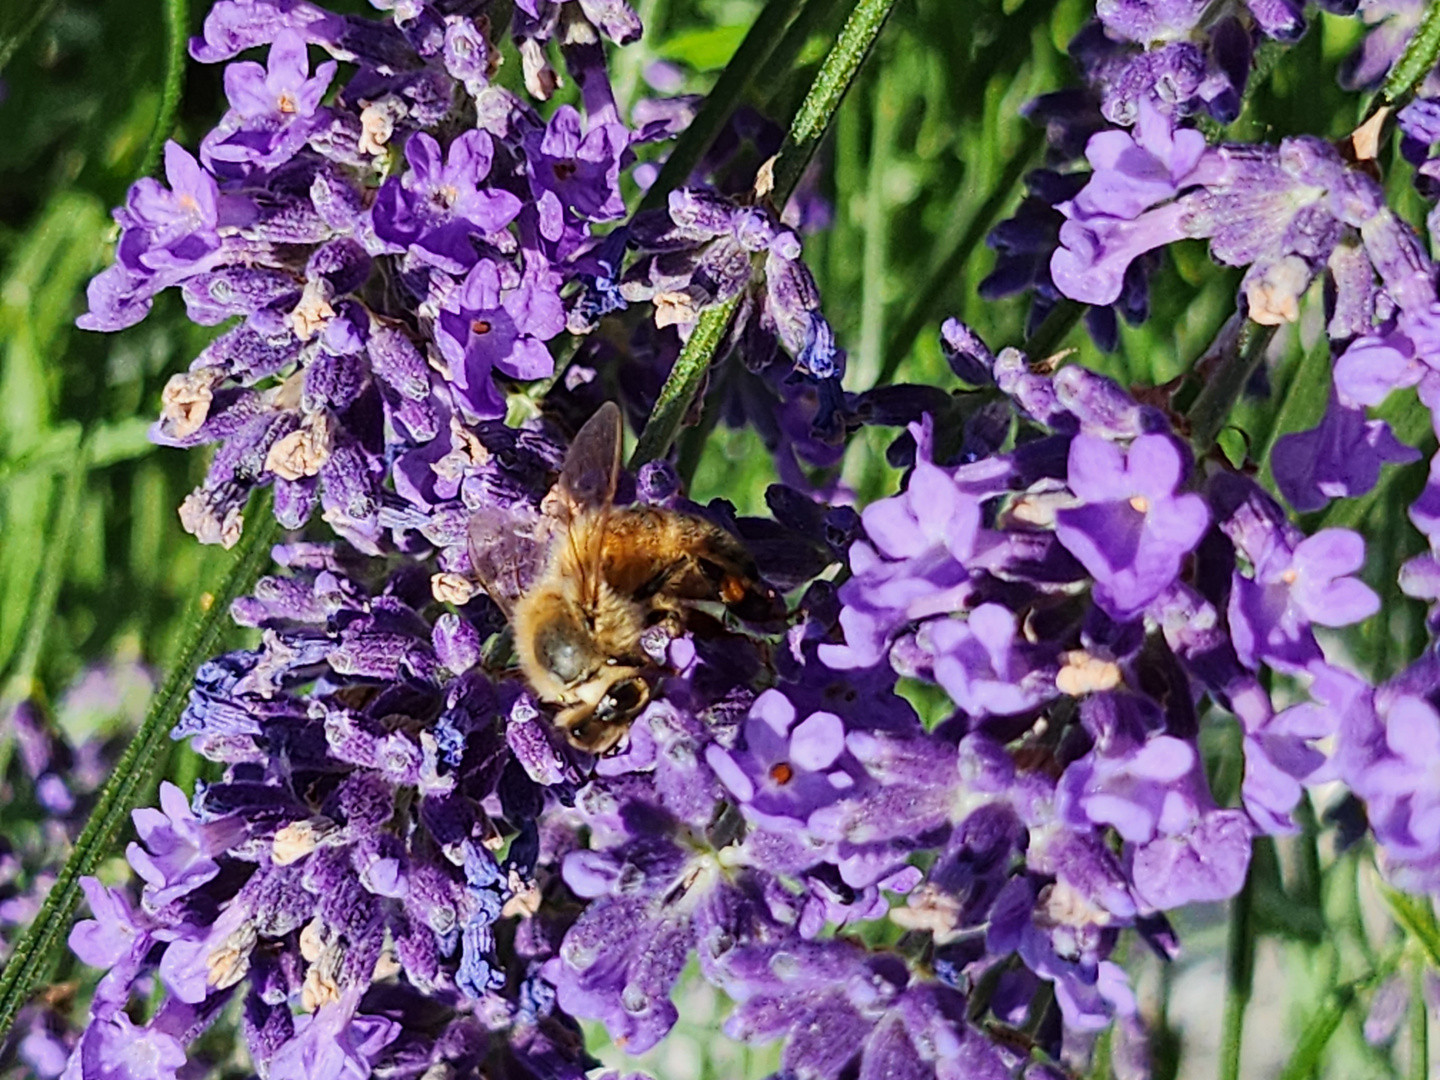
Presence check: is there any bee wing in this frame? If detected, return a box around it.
[558,401,622,512]
[554,402,623,608]
[467,503,553,617]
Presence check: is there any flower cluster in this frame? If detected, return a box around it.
[81,0,838,555]
[54,0,1440,1078]
[992,0,1440,931]
[59,310,1397,1079]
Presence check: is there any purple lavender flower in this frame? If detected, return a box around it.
[1050,102,1223,306]
[525,105,630,224]
[1059,732,1252,909]
[372,130,524,272]
[77,0,658,548]
[1054,433,1210,620]
[435,260,565,418]
[1271,392,1421,512]
[126,782,226,911]
[77,143,222,332]
[626,189,845,387]
[1338,675,1440,892]
[817,423,988,670]
[1053,115,1387,329]
[705,688,858,830]
[62,1011,187,1080]
[201,29,337,172]
[1228,527,1379,671]
[912,604,1059,719]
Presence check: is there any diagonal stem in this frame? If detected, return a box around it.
[140,0,190,177]
[635,0,807,215]
[631,0,902,467]
[0,492,278,1045]
[1384,0,1440,110]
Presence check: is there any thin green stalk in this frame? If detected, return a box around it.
[139,0,190,178]
[1273,951,1405,1080]
[4,432,89,691]
[1188,321,1278,450]
[1412,963,1430,1080]
[1219,860,1256,1080]
[1384,0,1440,109]
[631,294,740,466]
[636,0,805,215]
[1383,888,1440,970]
[1274,984,1357,1080]
[769,0,900,203]
[0,436,90,787]
[750,0,850,115]
[0,493,278,1046]
[631,0,900,466]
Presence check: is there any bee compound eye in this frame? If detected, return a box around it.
[536,624,587,684]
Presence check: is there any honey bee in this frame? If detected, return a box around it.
[469,402,778,753]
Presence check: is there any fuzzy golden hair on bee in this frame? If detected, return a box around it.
[469,401,782,754]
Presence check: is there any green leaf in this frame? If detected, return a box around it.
[139,0,190,178]
[1383,888,1440,969]
[655,23,749,71]
[1219,855,1256,1080]
[1274,984,1358,1080]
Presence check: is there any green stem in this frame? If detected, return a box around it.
[0,436,90,788]
[630,0,900,466]
[750,0,850,115]
[139,0,190,178]
[1187,321,1277,450]
[1383,888,1440,970]
[1274,985,1357,1080]
[630,294,740,467]
[1219,860,1256,1080]
[769,0,901,203]
[1384,0,1440,109]
[4,432,89,691]
[636,0,805,215]
[1413,963,1430,1080]
[0,492,278,1046]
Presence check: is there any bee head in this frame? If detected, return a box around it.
[556,673,650,754]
